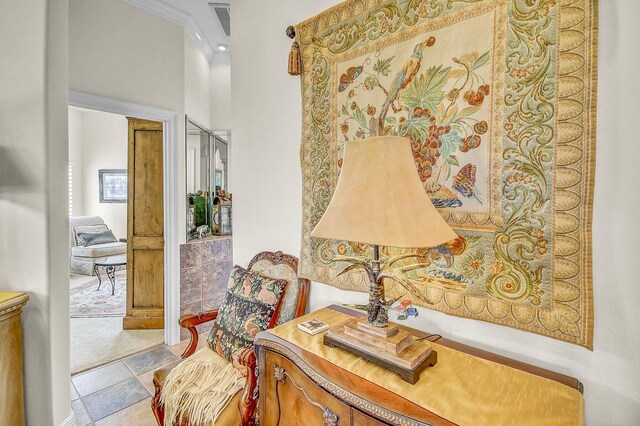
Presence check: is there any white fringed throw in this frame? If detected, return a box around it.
[160,359,245,425]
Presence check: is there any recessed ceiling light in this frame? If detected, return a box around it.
[217,43,228,51]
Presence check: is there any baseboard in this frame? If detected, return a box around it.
[59,413,74,426]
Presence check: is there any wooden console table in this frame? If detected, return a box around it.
[255,305,584,425]
[0,292,29,426]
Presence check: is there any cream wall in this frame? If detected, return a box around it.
[68,108,128,239]
[69,0,184,113]
[0,0,70,424]
[231,1,640,423]
[185,34,212,129]
[211,63,232,131]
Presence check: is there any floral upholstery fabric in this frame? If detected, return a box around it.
[249,259,301,326]
[207,265,288,371]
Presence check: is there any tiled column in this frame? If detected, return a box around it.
[179,236,232,340]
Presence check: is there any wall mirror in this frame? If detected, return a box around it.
[212,130,229,194]
[212,130,231,235]
[185,117,232,241]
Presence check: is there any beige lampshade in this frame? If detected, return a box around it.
[311,136,458,248]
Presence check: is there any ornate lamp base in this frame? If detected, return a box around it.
[367,299,389,327]
[323,318,437,384]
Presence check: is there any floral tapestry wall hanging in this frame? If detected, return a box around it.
[297,0,597,348]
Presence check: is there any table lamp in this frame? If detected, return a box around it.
[311,135,458,382]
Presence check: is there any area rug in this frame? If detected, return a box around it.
[297,0,597,348]
[70,271,126,318]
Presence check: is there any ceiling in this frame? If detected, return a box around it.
[121,0,231,63]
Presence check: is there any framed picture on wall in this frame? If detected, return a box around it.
[99,169,127,203]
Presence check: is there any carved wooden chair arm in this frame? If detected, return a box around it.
[238,346,257,368]
[178,309,219,359]
[238,347,258,426]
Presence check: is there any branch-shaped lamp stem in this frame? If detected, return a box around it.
[334,245,389,327]
[367,245,389,327]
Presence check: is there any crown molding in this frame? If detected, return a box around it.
[120,0,190,25]
[185,19,215,64]
[119,0,222,64]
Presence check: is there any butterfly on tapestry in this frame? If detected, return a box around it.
[297,0,597,348]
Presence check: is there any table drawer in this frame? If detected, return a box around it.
[261,350,351,425]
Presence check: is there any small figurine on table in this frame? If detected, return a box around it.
[215,186,232,202]
[394,299,419,320]
[196,225,209,239]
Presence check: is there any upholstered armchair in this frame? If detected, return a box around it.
[69,216,127,275]
[152,251,310,425]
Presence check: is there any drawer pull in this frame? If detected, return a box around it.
[274,364,339,425]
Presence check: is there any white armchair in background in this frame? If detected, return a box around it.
[69,216,127,276]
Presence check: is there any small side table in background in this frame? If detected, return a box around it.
[0,291,29,426]
[94,255,127,295]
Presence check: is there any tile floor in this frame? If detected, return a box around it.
[71,337,207,425]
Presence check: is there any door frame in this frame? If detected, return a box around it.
[69,90,181,345]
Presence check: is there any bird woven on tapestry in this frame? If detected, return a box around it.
[296,0,598,348]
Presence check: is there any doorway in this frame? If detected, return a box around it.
[67,91,181,374]
[67,109,164,373]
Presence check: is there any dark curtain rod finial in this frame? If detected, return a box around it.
[286,25,296,39]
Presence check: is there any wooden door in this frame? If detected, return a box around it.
[124,118,164,330]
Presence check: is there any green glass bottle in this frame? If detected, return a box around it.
[193,194,207,227]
